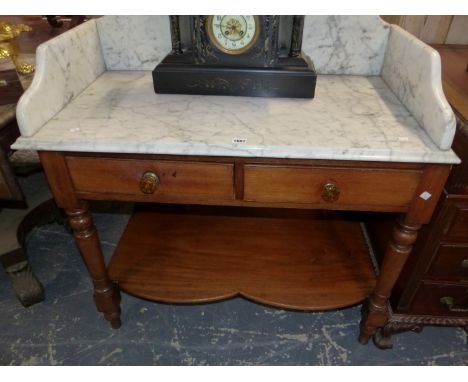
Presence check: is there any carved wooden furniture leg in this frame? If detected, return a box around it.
[373,322,423,350]
[373,313,467,349]
[39,152,121,328]
[359,217,421,345]
[66,203,121,328]
[0,166,64,307]
[0,249,44,307]
[0,197,65,306]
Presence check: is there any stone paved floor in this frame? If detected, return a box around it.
[0,172,467,365]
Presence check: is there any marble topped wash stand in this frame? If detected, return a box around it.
[13,15,460,347]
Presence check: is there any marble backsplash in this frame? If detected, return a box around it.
[96,16,171,71]
[381,26,456,150]
[302,16,389,75]
[96,15,390,75]
[16,20,105,137]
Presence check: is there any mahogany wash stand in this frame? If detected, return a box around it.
[12,16,460,347]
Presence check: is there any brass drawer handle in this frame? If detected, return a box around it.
[440,296,468,313]
[322,182,340,202]
[462,259,468,268]
[139,171,160,194]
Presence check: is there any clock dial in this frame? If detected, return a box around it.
[207,15,259,55]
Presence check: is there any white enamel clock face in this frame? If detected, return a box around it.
[207,15,259,55]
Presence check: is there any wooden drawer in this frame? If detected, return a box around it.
[408,281,468,317]
[443,202,468,240]
[66,156,235,202]
[426,243,468,281]
[243,165,421,210]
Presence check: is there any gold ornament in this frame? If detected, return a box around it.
[0,22,35,75]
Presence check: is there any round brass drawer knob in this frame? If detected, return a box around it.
[139,171,160,194]
[462,258,468,268]
[322,182,340,203]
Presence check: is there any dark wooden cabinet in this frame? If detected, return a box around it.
[0,111,23,201]
[365,46,468,348]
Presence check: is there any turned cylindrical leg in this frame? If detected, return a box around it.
[39,152,122,328]
[66,202,121,328]
[359,217,421,344]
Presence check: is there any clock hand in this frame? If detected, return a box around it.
[215,24,241,38]
[215,23,240,32]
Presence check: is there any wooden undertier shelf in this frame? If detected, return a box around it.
[108,206,376,310]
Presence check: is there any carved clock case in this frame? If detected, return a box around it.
[152,15,317,98]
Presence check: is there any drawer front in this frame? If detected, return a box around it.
[426,243,468,281]
[66,157,235,201]
[408,281,468,317]
[243,165,421,209]
[444,203,468,240]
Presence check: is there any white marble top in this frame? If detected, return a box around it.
[12,71,460,164]
[96,16,389,75]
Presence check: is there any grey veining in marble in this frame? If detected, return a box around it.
[96,16,171,71]
[302,16,390,75]
[12,71,459,164]
[16,20,105,137]
[93,15,390,75]
[381,26,456,150]
[14,16,458,159]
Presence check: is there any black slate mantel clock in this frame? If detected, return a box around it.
[153,15,317,98]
